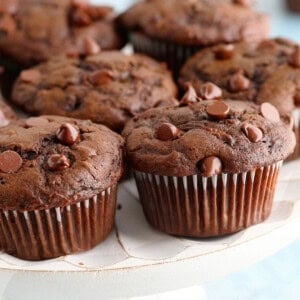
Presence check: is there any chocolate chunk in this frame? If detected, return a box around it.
[214,44,234,60]
[84,37,101,56]
[200,82,222,100]
[56,123,80,145]
[156,123,181,141]
[200,156,223,177]
[0,150,22,173]
[260,102,280,123]
[0,111,9,128]
[242,123,263,143]
[20,69,41,84]
[228,71,250,92]
[47,154,70,171]
[88,70,113,86]
[290,46,300,68]
[294,90,300,106]
[25,117,49,128]
[180,83,199,106]
[206,101,230,120]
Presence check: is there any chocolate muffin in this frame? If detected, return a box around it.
[179,38,300,158]
[123,95,295,238]
[0,94,17,126]
[0,115,124,260]
[118,0,269,75]
[0,0,124,97]
[12,52,178,132]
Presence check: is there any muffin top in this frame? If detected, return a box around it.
[0,115,124,211]
[123,96,295,177]
[0,95,17,127]
[179,38,300,115]
[12,51,178,132]
[0,0,124,67]
[118,0,269,46]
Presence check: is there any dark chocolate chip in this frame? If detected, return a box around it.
[20,69,41,84]
[180,83,200,106]
[0,110,9,128]
[25,117,49,128]
[47,154,70,171]
[290,46,300,68]
[84,37,101,56]
[200,156,223,177]
[206,101,230,120]
[56,123,80,145]
[0,150,22,173]
[88,70,113,86]
[156,123,181,141]
[242,123,263,143]
[260,103,280,123]
[214,44,234,60]
[200,82,222,100]
[228,71,250,92]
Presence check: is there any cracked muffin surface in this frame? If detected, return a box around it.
[0,115,124,211]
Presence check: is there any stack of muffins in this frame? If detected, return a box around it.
[0,0,297,260]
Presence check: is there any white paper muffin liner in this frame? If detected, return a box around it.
[0,185,117,261]
[291,108,300,160]
[133,162,283,238]
[130,32,201,76]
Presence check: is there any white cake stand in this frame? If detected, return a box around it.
[0,160,300,299]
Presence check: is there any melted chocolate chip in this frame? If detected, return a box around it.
[56,123,80,145]
[200,82,222,100]
[260,103,280,123]
[206,101,230,120]
[180,83,200,106]
[156,123,181,141]
[228,71,250,92]
[290,46,300,68]
[214,44,234,60]
[0,150,22,173]
[47,154,70,171]
[199,156,223,177]
[84,37,101,55]
[20,69,41,84]
[88,70,113,86]
[242,123,263,143]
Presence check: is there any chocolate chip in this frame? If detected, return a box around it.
[294,90,300,106]
[199,156,223,177]
[214,44,234,60]
[260,103,280,123]
[156,123,181,141]
[47,154,70,171]
[200,82,222,100]
[88,70,113,86]
[84,37,101,56]
[56,123,80,145]
[180,83,200,106]
[25,117,49,128]
[290,46,300,68]
[0,110,9,128]
[20,69,41,84]
[206,101,230,120]
[0,150,22,173]
[241,123,263,143]
[228,71,250,92]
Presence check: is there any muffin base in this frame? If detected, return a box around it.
[133,162,282,238]
[130,32,201,77]
[0,185,117,261]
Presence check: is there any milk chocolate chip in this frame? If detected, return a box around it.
[180,83,199,106]
[84,37,101,55]
[290,46,300,68]
[229,71,250,92]
[242,123,263,143]
[206,101,230,120]
[214,44,234,60]
[0,150,22,173]
[156,123,181,141]
[200,156,223,177]
[260,103,280,123]
[56,123,80,145]
[47,154,70,171]
[200,82,222,100]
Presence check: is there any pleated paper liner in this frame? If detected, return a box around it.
[290,108,300,160]
[130,32,201,77]
[0,185,117,261]
[133,162,283,238]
